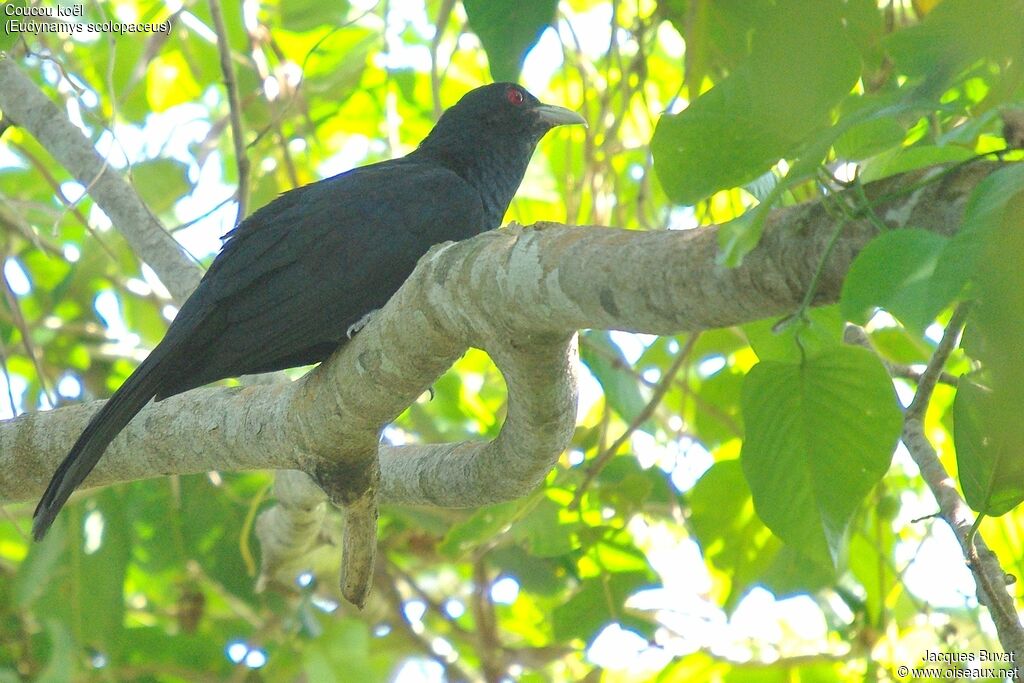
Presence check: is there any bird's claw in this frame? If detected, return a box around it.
[346,310,378,339]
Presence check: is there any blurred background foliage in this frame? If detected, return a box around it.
[1,0,1023,680]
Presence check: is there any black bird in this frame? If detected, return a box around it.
[33,83,585,540]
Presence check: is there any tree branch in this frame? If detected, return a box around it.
[847,313,1024,671]
[0,54,201,301]
[902,309,1024,673]
[0,160,1001,606]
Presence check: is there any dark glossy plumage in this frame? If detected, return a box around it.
[33,83,585,540]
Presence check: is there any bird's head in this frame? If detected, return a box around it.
[414,83,586,225]
[445,82,586,137]
[418,83,586,157]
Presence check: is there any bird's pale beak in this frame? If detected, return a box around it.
[534,104,587,128]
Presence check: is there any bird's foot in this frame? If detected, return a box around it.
[346,309,378,339]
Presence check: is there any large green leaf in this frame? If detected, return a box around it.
[954,375,1024,516]
[743,306,844,364]
[955,185,1024,517]
[858,144,974,183]
[840,228,951,334]
[651,0,860,205]
[740,347,902,567]
[463,0,558,82]
[885,0,1024,81]
[933,163,1024,306]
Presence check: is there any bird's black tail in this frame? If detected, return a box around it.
[32,344,172,540]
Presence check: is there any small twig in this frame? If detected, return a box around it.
[472,557,504,683]
[571,334,697,509]
[786,199,854,327]
[168,193,236,234]
[905,305,968,420]
[386,557,473,638]
[844,325,960,387]
[0,337,20,417]
[208,0,251,225]
[6,140,120,262]
[0,261,53,406]
[886,362,959,387]
[430,0,456,120]
[910,512,942,524]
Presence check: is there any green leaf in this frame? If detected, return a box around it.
[580,331,654,433]
[659,0,774,76]
[885,0,1024,81]
[691,367,745,447]
[689,460,781,610]
[489,545,568,595]
[933,163,1024,304]
[840,229,951,333]
[759,544,836,597]
[0,0,27,50]
[511,496,580,558]
[145,51,202,112]
[131,158,190,215]
[740,347,902,567]
[280,0,349,31]
[302,618,377,683]
[714,96,926,265]
[869,327,933,365]
[954,376,1024,515]
[833,114,907,161]
[743,306,844,364]
[954,187,1024,517]
[439,501,520,558]
[37,620,75,683]
[13,520,66,609]
[463,0,558,82]
[552,571,654,643]
[859,144,974,183]
[75,488,132,660]
[651,0,861,205]
[847,504,898,625]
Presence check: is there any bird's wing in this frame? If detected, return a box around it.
[153,159,487,398]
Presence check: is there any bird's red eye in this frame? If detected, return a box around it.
[506,88,525,106]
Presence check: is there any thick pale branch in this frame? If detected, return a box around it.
[378,336,579,507]
[0,55,201,301]
[0,161,1001,511]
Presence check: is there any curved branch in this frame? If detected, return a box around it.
[0,161,998,506]
[0,160,1001,605]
